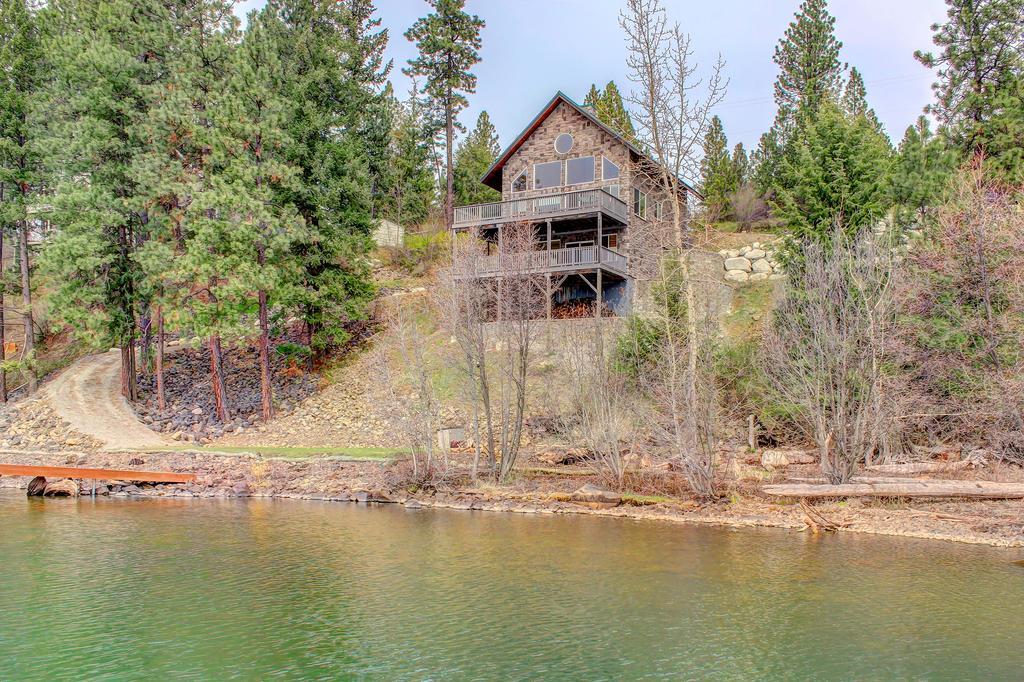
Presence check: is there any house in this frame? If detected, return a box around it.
[451,91,701,317]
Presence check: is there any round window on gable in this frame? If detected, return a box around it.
[554,133,574,154]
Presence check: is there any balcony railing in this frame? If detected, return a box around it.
[461,245,628,279]
[453,188,627,228]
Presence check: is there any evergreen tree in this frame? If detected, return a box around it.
[772,0,845,124]
[751,129,783,196]
[596,81,637,141]
[731,142,749,186]
[842,67,884,132]
[889,115,955,223]
[772,102,892,243]
[0,0,42,396]
[404,0,484,232]
[759,0,846,195]
[263,0,379,364]
[915,0,1024,157]
[982,75,1024,182]
[37,0,171,400]
[385,82,437,226]
[453,110,500,206]
[698,115,736,218]
[583,83,602,110]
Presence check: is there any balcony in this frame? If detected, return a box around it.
[453,188,627,229]
[456,245,628,279]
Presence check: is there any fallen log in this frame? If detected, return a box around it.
[764,480,1024,500]
[865,460,973,475]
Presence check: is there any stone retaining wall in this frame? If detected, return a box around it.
[719,240,786,284]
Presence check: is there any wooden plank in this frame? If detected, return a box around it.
[0,464,195,484]
[763,480,1024,500]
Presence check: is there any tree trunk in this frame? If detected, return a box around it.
[120,337,137,401]
[0,224,6,403]
[764,480,1024,500]
[155,304,166,411]
[257,246,273,421]
[445,104,454,232]
[18,221,34,393]
[209,334,230,422]
[139,310,152,375]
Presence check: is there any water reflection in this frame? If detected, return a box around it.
[1,491,1021,680]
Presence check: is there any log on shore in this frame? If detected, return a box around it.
[764,480,1024,500]
[864,460,973,475]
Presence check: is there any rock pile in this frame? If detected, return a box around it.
[0,399,103,451]
[719,241,786,284]
[134,343,320,444]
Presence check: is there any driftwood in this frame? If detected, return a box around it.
[864,460,973,475]
[799,500,848,532]
[764,479,1024,500]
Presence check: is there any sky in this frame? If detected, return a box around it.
[237,0,948,156]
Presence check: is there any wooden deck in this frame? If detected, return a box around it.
[0,464,195,484]
[453,188,627,229]
[453,245,628,279]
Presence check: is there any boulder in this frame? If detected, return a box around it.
[724,256,752,272]
[760,449,817,470]
[751,259,772,273]
[749,272,769,282]
[724,270,749,283]
[746,248,766,260]
[570,483,621,507]
[27,476,47,497]
[43,478,80,497]
[404,498,423,509]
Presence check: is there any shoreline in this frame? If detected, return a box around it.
[1,448,1022,549]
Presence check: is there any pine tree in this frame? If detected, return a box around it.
[453,111,500,206]
[698,116,736,218]
[583,83,602,110]
[842,66,884,132]
[772,102,892,243]
[385,82,437,226]
[980,74,1024,182]
[37,0,172,401]
[596,81,637,141]
[0,0,42,396]
[751,129,783,196]
[889,115,955,223]
[772,0,846,123]
[731,142,749,186]
[263,0,379,364]
[915,0,1024,157]
[404,0,484,232]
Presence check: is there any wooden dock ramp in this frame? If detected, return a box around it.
[0,464,195,484]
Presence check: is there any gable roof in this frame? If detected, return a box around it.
[481,91,700,198]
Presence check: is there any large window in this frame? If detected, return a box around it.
[534,161,561,189]
[511,168,528,193]
[602,157,620,181]
[633,188,647,219]
[566,156,595,185]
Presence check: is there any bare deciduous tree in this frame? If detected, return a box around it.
[561,318,641,488]
[377,296,442,479]
[763,228,898,483]
[620,0,728,498]
[438,221,545,482]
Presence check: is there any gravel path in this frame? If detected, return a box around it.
[42,349,170,450]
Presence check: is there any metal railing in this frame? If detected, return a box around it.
[470,245,628,277]
[453,188,627,227]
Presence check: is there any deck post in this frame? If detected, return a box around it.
[546,273,552,319]
[596,269,603,318]
[597,213,602,263]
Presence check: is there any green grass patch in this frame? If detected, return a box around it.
[722,281,775,341]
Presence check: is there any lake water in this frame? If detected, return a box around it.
[1,490,1022,680]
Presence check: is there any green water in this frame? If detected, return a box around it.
[1,490,1022,680]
